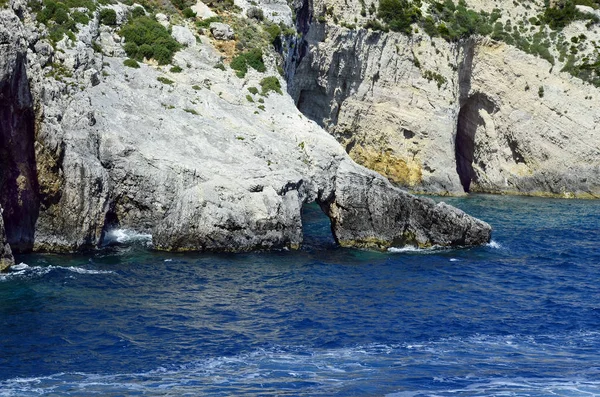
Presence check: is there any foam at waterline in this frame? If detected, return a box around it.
[487,240,502,249]
[388,245,444,253]
[0,263,115,282]
[103,229,153,246]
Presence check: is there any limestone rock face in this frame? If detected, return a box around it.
[289,5,600,198]
[0,206,14,272]
[0,4,491,253]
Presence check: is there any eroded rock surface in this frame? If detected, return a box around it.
[0,2,491,254]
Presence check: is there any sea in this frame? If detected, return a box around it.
[1,194,599,396]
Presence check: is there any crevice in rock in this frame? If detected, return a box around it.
[0,52,40,253]
[455,92,497,192]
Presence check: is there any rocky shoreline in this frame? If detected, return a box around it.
[0,0,492,268]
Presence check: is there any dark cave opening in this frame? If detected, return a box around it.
[455,93,496,193]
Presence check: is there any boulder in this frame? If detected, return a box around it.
[192,0,217,19]
[155,13,169,28]
[209,22,234,40]
[171,25,196,47]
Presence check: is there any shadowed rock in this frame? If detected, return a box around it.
[0,206,14,271]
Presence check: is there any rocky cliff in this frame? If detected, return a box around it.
[0,0,491,265]
[288,0,600,198]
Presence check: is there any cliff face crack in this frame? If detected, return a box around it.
[455,92,497,193]
[0,51,40,252]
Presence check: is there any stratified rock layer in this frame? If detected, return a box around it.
[289,2,600,198]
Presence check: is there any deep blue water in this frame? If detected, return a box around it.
[1,195,600,396]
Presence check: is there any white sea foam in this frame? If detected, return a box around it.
[385,378,600,397]
[387,245,443,254]
[0,263,115,282]
[103,229,152,246]
[2,338,600,396]
[487,240,502,249]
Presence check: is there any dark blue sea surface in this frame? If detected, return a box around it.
[1,195,600,396]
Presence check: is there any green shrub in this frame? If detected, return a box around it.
[246,94,254,102]
[123,42,139,57]
[264,22,281,42]
[422,69,447,89]
[247,6,264,21]
[71,10,90,25]
[153,45,174,65]
[120,16,181,64]
[123,58,140,68]
[138,43,153,59]
[184,108,199,115]
[131,6,145,18]
[214,62,226,70]
[171,0,193,10]
[99,8,117,25]
[377,0,421,34]
[203,0,238,13]
[182,7,196,18]
[247,86,258,94]
[538,86,544,97]
[542,0,599,29]
[230,48,265,78]
[170,65,183,72]
[196,15,222,28]
[259,76,282,96]
[157,76,175,84]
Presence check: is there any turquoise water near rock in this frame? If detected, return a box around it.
[1,195,599,396]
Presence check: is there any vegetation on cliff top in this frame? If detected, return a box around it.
[348,0,600,86]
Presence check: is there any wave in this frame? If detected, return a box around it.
[2,332,600,395]
[385,378,600,397]
[0,263,115,282]
[388,240,503,254]
[103,229,152,246]
[487,240,502,249]
[387,245,444,254]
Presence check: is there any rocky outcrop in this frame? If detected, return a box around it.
[0,1,491,253]
[0,206,14,271]
[288,1,600,198]
[322,160,491,249]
